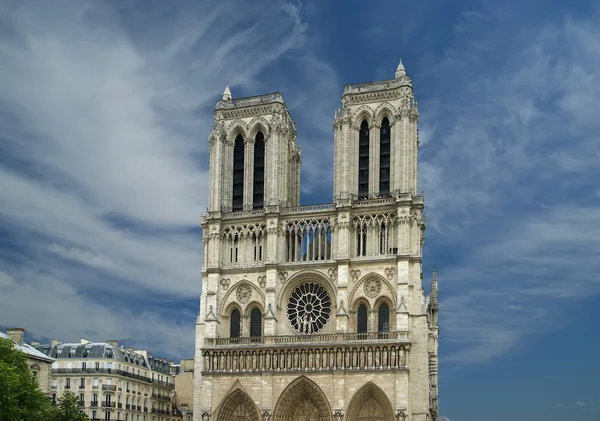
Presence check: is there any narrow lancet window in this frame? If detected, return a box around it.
[232,134,244,211]
[250,308,262,338]
[357,304,368,335]
[230,308,241,338]
[358,120,369,199]
[253,132,265,209]
[379,117,391,195]
[378,303,390,333]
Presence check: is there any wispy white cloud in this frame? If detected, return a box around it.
[418,5,600,363]
[0,0,327,356]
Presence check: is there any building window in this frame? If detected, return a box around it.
[230,308,241,339]
[378,303,390,333]
[250,307,262,338]
[379,117,391,195]
[65,378,71,389]
[92,410,97,421]
[356,225,367,257]
[80,378,85,389]
[253,131,265,209]
[79,394,85,405]
[358,120,369,198]
[232,134,245,211]
[357,304,368,334]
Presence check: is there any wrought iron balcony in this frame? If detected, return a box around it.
[101,402,116,409]
[102,384,116,392]
[90,401,98,408]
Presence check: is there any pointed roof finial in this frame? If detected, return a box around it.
[222,85,232,101]
[395,58,406,78]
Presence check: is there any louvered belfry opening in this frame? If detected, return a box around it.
[232,134,244,211]
[379,117,391,195]
[253,132,265,209]
[358,120,370,199]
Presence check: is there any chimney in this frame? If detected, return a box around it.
[106,340,119,347]
[51,339,62,348]
[30,341,41,346]
[6,328,25,345]
[81,338,92,344]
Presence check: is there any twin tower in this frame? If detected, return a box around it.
[195,59,439,421]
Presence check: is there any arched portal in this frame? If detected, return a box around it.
[346,382,394,421]
[215,388,260,421]
[273,376,332,421]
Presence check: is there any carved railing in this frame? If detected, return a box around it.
[204,331,408,347]
[201,343,409,374]
[215,93,285,110]
[280,204,336,215]
[343,76,412,94]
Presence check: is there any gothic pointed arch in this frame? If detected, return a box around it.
[247,116,270,140]
[232,133,245,211]
[220,280,266,317]
[253,131,265,209]
[214,383,261,421]
[346,382,394,421]
[348,273,397,311]
[226,119,249,141]
[273,376,332,421]
[352,105,375,129]
[373,103,396,127]
[379,117,391,196]
[358,119,370,198]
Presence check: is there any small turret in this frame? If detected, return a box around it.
[395,58,406,78]
[427,268,439,327]
[222,85,232,101]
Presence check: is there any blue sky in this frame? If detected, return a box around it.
[0,0,599,420]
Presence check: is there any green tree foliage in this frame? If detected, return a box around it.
[0,337,52,421]
[52,390,88,421]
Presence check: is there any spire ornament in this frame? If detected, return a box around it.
[222,85,232,101]
[395,58,406,78]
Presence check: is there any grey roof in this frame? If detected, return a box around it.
[34,341,171,374]
[0,332,54,363]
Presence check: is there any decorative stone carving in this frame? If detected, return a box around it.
[333,410,344,421]
[278,271,289,284]
[220,278,231,290]
[327,267,338,281]
[236,284,252,304]
[396,409,407,421]
[350,270,361,283]
[201,411,211,421]
[384,267,396,281]
[398,295,408,313]
[257,276,266,289]
[364,278,382,298]
[262,411,271,421]
[336,300,347,316]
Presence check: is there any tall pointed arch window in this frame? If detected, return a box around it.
[378,303,390,333]
[253,132,265,209]
[379,117,391,196]
[250,307,262,339]
[232,134,244,211]
[358,120,369,199]
[357,304,368,336]
[230,308,241,339]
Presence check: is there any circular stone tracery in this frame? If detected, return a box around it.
[236,284,252,304]
[287,282,331,334]
[364,278,382,298]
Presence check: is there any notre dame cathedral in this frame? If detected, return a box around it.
[193,59,439,421]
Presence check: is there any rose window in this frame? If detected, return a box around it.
[287,282,331,334]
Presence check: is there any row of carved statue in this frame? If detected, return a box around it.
[202,345,409,373]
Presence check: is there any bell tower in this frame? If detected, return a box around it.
[207,87,301,213]
[333,59,419,201]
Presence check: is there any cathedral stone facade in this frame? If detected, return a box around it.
[193,59,439,421]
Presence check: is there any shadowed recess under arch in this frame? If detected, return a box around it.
[273,376,332,421]
[346,382,394,421]
[215,387,260,421]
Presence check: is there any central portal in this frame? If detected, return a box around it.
[273,377,332,421]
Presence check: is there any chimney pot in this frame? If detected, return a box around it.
[6,328,25,345]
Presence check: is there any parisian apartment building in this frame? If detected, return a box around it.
[34,338,175,421]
